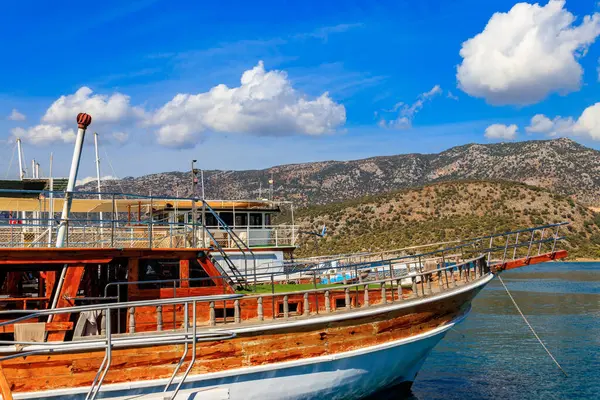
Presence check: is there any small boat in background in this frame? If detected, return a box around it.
[0,114,569,400]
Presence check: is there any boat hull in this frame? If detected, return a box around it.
[6,273,493,400]
[17,316,458,400]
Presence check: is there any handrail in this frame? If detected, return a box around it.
[201,200,257,287]
[0,293,242,323]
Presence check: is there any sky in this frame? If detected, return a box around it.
[1,0,599,181]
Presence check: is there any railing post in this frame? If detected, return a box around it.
[157,305,163,331]
[345,287,351,309]
[381,283,386,304]
[526,230,534,259]
[111,194,116,247]
[303,293,309,316]
[129,306,135,334]
[512,232,520,260]
[551,225,560,254]
[209,302,215,326]
[427,273,432,294]
[234,299,241,324]
[257,297,264,321]
[451,267,456,287]
[412,276,417,298]
[101,309,107,336]
[396,279,402,300]
[538,228,545,255]
[325,290,331,313]
[363,285,369,307]
[283,295,289,319]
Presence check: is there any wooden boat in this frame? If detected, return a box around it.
[0,114,569,400]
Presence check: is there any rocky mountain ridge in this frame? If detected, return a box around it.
[80,138,600,206]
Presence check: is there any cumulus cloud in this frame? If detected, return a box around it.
[379,85,442,129]
[11,125,76,145]
[7,109,26,121]
[13,63,346,148]
[526,103,600,139]
[146,61,346,148]
[457,0,600,105]
[484,124,518,140]
[42,87,143,125]
[13,87,141,146]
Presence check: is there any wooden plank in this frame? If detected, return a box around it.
[0,322,73,334]
[180,260,190,288]
[0,365,13,400]
[47,265,85,341]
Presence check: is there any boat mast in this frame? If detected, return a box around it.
[16,138,25,180]
[55,113,92,248]
[94,132,103,224]
[48,152,54,247]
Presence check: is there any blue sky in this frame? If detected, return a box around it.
[1,0,599,180]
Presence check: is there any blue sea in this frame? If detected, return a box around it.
[379,262,600,400]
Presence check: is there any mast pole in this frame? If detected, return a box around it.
[94,132,103,224]
[55,113,92,248]
[48,153,54,247]
[16,138,24,180]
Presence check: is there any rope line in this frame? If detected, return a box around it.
[498,274,568,377]
[4,143,16,179]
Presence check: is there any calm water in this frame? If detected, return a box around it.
[378,262,600,400]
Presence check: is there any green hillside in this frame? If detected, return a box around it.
[291,180,600,259]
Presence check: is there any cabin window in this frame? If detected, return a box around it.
[138,259,180,289]
[235,213,248,227]
[189,259,216,287]
[249,213,263,227]
[265,213,272,226]
[204,213,217,227]
[219,212,234,226]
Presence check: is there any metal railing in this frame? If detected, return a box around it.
[0,189,298,250]
[0,293,242,400]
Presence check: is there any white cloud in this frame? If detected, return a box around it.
[11,125,76,145]
[447,91,459,101]
[42,86,143,125]
[76,175,119,186]
[14,87,140,146]
[7,108,26,121]
[146,61,346,148]
[484,124,518,140]
[527,103,600,139]
[379,85,442,129]
[457,0,600,105]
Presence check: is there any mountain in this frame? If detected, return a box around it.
[290,180,600,259]
[81,138,600,206]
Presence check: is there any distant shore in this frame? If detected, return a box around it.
[570,258,600,262]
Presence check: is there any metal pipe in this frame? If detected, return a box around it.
[55,113,92,247]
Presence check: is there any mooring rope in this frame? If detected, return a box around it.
[497,274,568,377]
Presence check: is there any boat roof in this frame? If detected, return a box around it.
[0,197,280,213]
